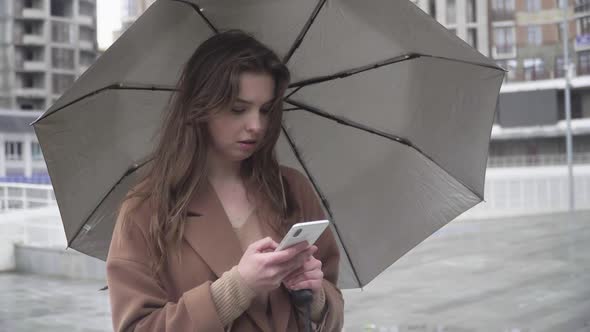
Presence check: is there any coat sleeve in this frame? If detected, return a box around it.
[292,169,345,331]
[106,202,226,332]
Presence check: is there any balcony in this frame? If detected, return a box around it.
[491,10,515,22]
[488,152,590,168]
[15,59,47,71]
[21,8,46,19]
[78,40,94,50]
[76,15,94,26]
[21,34,45,45]
[492,45,517,60]
[14,88,47,97]
[574,2,590,13]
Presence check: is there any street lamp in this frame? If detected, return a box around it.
[562,0,575,212]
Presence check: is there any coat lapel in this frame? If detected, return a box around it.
[183,179,289,332]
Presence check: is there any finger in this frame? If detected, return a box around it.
[265,241,309,264]
[286,270,324,287]
[250,237,279,253]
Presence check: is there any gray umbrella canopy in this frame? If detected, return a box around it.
[32,0,504,289]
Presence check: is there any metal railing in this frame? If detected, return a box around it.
[0,182,56,212]
[488,152,590,168]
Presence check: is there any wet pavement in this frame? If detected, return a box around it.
[1,210,589,331]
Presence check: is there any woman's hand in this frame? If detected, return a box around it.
[282,247,323,296]
[237,237,313,295]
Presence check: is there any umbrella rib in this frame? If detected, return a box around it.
[284,99,484,201]
[288,53,504,90]
[289,53,420,89]
[173,0,218,33]
[32,84,178,124]
[282,0,327,64]
[67,159,152,249]
[280,124,363,288]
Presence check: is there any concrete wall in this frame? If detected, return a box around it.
[14,245,106,281]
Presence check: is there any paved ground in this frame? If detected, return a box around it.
[1,210,589,331]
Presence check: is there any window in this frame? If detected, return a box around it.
[31,142,43,160]
[447,0,456,24]
[497,59,517,81]
[79,26,94,42]
[526,0,541,12]
[523,58,545,80]
[24,22,34,34]
[578,50,590,74]
[555,56,566,77]
[575,0,590,13]
[24,0,34,8]
[428,0,436,18]
[51,0,72,17]
[494,26,515,54]
[79,2,94,16]
[52,74,74,95]
[79,51,95,66]
[527,25,542,45]
[23,74,34,88]
[466,0,476,23]
[5,141,23,160]
[51,48,74,69]
[467,28,478,49]
[557,0,567,9]
[52,21,71,43]
[579,16,590,35]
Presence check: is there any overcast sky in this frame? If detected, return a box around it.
[96,0,122,50]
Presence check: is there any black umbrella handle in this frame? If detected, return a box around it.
[291,289,313,332]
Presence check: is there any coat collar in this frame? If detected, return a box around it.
[183,179,293,332]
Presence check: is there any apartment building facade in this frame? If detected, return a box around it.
[411,0,590,168]
[0,0,98,112]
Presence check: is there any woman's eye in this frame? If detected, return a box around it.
[231,108,246,114]
[261,108,271,115]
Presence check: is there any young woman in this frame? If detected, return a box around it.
[106,30,344,331]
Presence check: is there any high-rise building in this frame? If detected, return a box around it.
[113,0,155,41]
[411,0,491,57]
[411,0,590,168]
[0,0,99,112]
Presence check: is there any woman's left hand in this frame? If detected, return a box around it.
[282,246,324,296]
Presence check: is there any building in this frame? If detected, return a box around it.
[411,0,491,57]
[0,109,47,183]
[411,0,590,169]
[113,0,155,41]
[0,0,98,112]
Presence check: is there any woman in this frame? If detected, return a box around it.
[106,30,344,331]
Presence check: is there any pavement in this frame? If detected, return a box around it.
[1,210,590,332]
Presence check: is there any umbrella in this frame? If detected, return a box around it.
[32,0,504,290]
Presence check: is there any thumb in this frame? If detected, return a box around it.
[250,236,278,252]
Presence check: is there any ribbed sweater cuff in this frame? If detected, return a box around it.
[210,265,257,326]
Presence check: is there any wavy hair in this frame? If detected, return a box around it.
[117,30,295,276]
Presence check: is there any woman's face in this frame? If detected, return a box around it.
[207,71,275,163]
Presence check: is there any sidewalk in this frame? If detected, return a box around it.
[1,210,589,331]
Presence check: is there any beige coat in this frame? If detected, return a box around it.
[106,166,344,331]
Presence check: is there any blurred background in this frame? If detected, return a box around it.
[0,0,589,331]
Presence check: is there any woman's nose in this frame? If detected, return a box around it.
[246,111,264,132]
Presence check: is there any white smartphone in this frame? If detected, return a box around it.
[274,220,330,252]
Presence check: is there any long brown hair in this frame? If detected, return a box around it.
[118,30,294,275]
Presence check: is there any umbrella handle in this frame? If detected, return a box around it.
[290,289,313,332]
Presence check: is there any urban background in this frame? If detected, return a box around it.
[1,1,590,331]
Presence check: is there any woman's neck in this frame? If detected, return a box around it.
[206,150,242,183]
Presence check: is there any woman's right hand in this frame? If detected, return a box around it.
[237,237,316,295]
